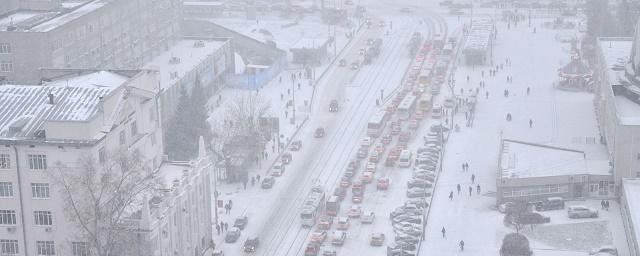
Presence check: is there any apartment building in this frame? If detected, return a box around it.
[0,69,164,255]
[0,0,182,84]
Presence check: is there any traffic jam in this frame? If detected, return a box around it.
[301,34,457,256]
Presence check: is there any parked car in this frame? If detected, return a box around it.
[533,197,565,211]
[406,187,430,198]
[498,201,531,214]
[271,162,285,177]
[361,211,375,224]
[336,217,350,230]
[317,215,333,230]
[370,233,385,246]
[348,205,362,218]
[443,98,455,108]
[589,246,618,255]
[329,100,339,112]
[225,227,241,243]
[261,177,275,189]
[315,128,326,138]
[281,152,292,164]
[243,237,259,252]
[407,179,432,189]
[568,205,599,218]
[233,216,248,230]
[332,231,347,245]
[430,124,450,133]
[290,140,303,151]
[506,212,550,225]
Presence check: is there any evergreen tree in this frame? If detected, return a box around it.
[188,75,213,151]
[500,233,532,256]
[164,86,196,160]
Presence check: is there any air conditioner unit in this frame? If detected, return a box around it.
[45,227,52,232]
[6,226,16,233]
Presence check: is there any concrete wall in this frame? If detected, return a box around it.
[0,32,48,84]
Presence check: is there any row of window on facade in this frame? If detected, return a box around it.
[1,239,88,256]
[502,184,570,198]
[0,210,53,226]
[0,153,48,170]
[0,182,50,198]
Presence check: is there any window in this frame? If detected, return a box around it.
[71,242,87,256]
[0,62,12,72]
[0,154,9,168]
[0,239,18,255]
[130,121,138,136]
[31,183,50,199]
[119,130,126,145]
[0,210,16,225]
[0,182,13,197]
[36,241,55,256]
[28,154,47,170]
[0,43,10,54]
[34,211,52,226]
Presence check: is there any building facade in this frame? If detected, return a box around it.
[0,69,164,255]
[0,0,182,84]
[620,178,640,256]
[593,36,640,187]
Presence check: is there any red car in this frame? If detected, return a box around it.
[377,178,389,190]
[310,230,327,244]
[382,134,392,145]
[340,177,351,188]
[317,216,333,230]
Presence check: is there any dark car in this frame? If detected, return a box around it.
[329,100,339,112]
[243,237,259,252]
[225,227,241,243]
[333,187,346,201]
[430,124,450,133]
[315,128,325,138]
[533,197,565,211]
[281,152,293,164]
[261,177,275,189]
[233,216,248,230]
[290,140,302,151]
[507,212,550,225]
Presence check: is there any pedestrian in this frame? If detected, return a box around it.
[605,200,610,211]
[224,222,228,231]
[459,240,465,251]
[466,75,470,82]
[376,99,380,106]
[486,91,489,99]
[449,191,454,200]
[298,83,301,90]
[272,144,275,152]
[601,200,606,209]
[224,204,229,214]
[469,186,472,196]
[216,224,221,235]
[220,221,224,231]
[457,184,461,194]
[287,89,290,95]
[461,163,465,172]
[243,180,247,190]
[279,76,282,83]
[442,227,446,238]
[529,119,533,128]
[526,87,530,95]
[280,93,284,100]
[257,174,261,183]
[477,184,481,194]
[251,177,255,187]
[265,151,269,159]
[285,111,288,118]
[482,70,485,77]
[471,174,475,184]
[229,200,233,210]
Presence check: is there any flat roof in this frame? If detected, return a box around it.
[0,71,126,139]
[184,1,224,6]
[30,0,108,32]
[599,39,640,125]
[623,179,640,249]
[500,140,610,179]
[0,11,58,32]
[291,37,330,50]
[143,39,226,90]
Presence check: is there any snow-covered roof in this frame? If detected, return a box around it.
[0,71,126,139]
[143,39,227,90]
[599,39,640,125]
[158,162,191,189]
[500,140,610,179]
[464,17,494,52]
[623,179,640,249]
[30,0,109,32]
[184,1,224,6]
[0,11,58,31]
[291,37,330,50]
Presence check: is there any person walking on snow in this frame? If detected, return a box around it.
[251,177,255,187]
[477,184,481,195]
[459,240,465,251]
[527,87,530,95]
[442,227,446,238]
[224,222,228,232]
[216,224,221,235]
[471,174,475,184]
[468,186,472,196]
[529,119,533,128]
[457,184,461,194]
[449,191,454,200]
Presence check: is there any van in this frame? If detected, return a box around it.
[432,104,443,119]
[398,150,412,168]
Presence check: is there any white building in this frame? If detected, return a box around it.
[0,69,164,255]
[621,178,640,256]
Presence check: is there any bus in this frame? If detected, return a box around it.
[418,93,433,111]
[397,95,417,121]
[301,185,326,227]
[326,196,340,216]
[367,110,390,138]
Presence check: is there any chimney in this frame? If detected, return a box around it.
[47,93,54,104]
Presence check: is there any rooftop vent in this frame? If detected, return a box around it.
[47,93,55,104]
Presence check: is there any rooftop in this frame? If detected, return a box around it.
[31,0,108,32]
[499,140,611,179]
[0,71,127,140]
[290,37,331,50]
[464,17,494,52]
[0,0,106,32]
[143,39,227,90]
[599,38,640,125]
[623,179,640,250]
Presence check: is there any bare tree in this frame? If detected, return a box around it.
[217,93,271,139]
[50,150,156,256]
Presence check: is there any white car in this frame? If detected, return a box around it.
[361,211,375,224]
[271,162,285,177]
[361,137,372,148]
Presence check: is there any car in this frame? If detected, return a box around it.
[357,148,368,159]
[336,217,350,230]
[430,124,450,133]
[290,140,302,151]
[369,151,380,163]
[348,205,362,218]
[318,216,333,230]
[406,198,429,209]
[377,177,389,190]
[533,197,565,211]
[412,173,435,182]
[339,59,347,67]
[589,246,618,255]
[360,171,374,184]
[315,128,325,138]
[347,160,360,172]
[332,231,347,246]
[271,162,285,177]
[365,162,376,172]
[385,156,396,167]
[281,152,292,164]
[329,100,339,112]
[310,230,328,244]
[345,0,354,5]
[340,176,352,188]
[414,110,425,120]
[378,21,385,27]
[261,177,275,189]
[333,187,346,201]
[361,137,372,148]
[361,211,375,223]
[406,187,430,198]
[344,169,356,179]
[351,61,360,70]
[382,134,392,144]
[408,119,419,130]
[243,237,259,252]
[370,233,385,246]
[352,193,363,203]
[399,131,411,142]
[407,179,432,189]
[498,201,531,214]
[391,124,401,135]
[507,212,550,225]
[233,216,248,230]
[373,143,385,154]
[568,205,599,218]
[321,247,337,256]
[212,249,225,256]
[304,243,320,256]
[225,227,241,243]
[443,98,455,108]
